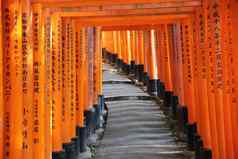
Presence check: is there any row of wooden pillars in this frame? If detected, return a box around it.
[102,1,238,159]
[0,1,105,159]
[0,0,238,159]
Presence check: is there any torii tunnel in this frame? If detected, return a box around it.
[0,0,237,159]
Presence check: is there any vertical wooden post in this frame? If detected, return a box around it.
[21,0,34,158]
[181,20,196,123]
[204,1,221,158]
[0,0,3,158]
[69,19,76,145]
[87,27,94,112]
[43,8,53,159]
[130,31,136,68]
[220,0,235,158]
[32,3,46,159]
[230,0,238,158]
[151,29,158,80]
[116,31,122,61]
[113,31,118,56]
[75,23,81,138]
[75,26,83,128]
[156,26,163,88]
[51,14,63,154]
[162,25,173,92]
[98,29,103,97]
[76,27,88,153]
[176,23,185,106]
[143,31,149,82]
[61,18,71,145]
[144,30,158,95]
[134,31,139,66]
[196,0,212,150]
[138,31,145,66]
[123,31,127,64]
[3,0,23,158]
[95,27,102,103]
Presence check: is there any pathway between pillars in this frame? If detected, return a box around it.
[95,63,193,159]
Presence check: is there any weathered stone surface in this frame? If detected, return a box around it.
[96,64,193,159]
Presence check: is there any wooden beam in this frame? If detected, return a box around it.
[75,14,190,27]
[60,1,200,11]
[101,25,164,31]
[59,7,195,18]
[31,0,201,8]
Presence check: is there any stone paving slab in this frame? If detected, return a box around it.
[103,63,131,83]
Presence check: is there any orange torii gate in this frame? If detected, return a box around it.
[0,0,238,159]
[101,1,238,159]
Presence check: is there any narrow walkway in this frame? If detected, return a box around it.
[95,64,192,159]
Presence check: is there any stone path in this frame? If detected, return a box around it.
[95,64,192,159]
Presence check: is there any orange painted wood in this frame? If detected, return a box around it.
[75,26,81,128]
[88,27,96,110]
[69,20,76,139]
[221,1,235,158]
[51,14,63,152]
[167,24,175,92]
[3,0,24,158]
[0,1,237,159]
[102,31,114,53]
[102,24,184,31]
[130,31,135,63]
[175,23,185,106]
[43,8,53,159]
[206,1,228,158]
[75,14,191,27]
[156,27,164,85]
[120,31,125,63]
[126,31,132,64]
[61,18,71,144]
[123,31,129,64]
[145,31,153,79]
[77,27,86,126]
[195,0,213,150]
[95,28,102,98]
[230,0,238,158]
[93,28,100,105]
[32,3,46,159]
[191,8,202,136]
[169,24,178,96]
[117,31,122,60]
[112,31,118,56]
[60,7,196,18]
[138,31,145,65]
[21,0,34,159]
[98,29,103,95]
[181,20,196,123]
[83,28,90,111]
[148,30,158,80]
[164,25,173,91]
[143,31,149,74]
[134,31,140,65]
[202,2,220,157]
[0,0,3,158]
[86,27,94,110]
[32,0,201,8]
[23,1,34,157]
